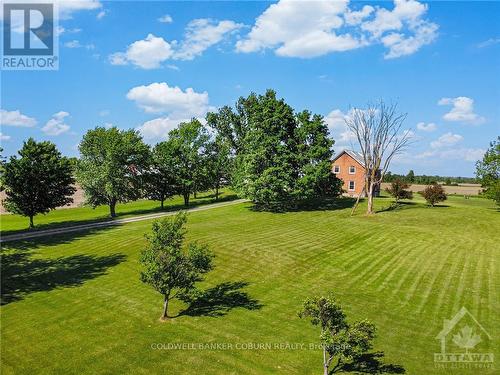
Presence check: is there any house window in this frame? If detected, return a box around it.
[348,181,355,191]
[349,166,356,174]
[333,165,340,173]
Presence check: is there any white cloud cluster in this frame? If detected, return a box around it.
[0,109,37,127]
[236,0,437,59]
[42,111,70,136]
[235,0,363,58]
[127,82,209,118]
[109,19,241,69]
[416,122,436,132]
[0,133,11,141]
[438,96,486,125]
[430,132,463,149]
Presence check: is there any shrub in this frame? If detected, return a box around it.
[420,183,447,206]
[385,179,413,203]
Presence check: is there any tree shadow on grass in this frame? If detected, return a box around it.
[178,281,262,317]
[337,352,405,374]
[1,223,123,251]
[1,250,126,305]
[250,197,358,213]
[377,201,419,213]
[0,193,240,238]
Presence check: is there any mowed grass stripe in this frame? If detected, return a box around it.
[1,196,498,375]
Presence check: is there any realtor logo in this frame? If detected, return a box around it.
[2,2,58,70]
[434,307,494,369]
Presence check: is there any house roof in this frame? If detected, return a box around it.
[332,150,366,168]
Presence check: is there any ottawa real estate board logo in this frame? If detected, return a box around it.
[2,2,58,70]
[434,307,494,369]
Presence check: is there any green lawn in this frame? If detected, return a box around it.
[1,195,498,374]
[0,190,237,237]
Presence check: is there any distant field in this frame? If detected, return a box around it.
[381,183,483,195]
[1,194,498,374]
[0,190,237,237]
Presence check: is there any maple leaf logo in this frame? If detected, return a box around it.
[452,325,482,353]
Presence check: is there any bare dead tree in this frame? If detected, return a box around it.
[345,101,412,215]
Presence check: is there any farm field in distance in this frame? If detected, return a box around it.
[1,195,498,374]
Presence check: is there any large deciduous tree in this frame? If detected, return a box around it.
[208,90,342,210]
[159,119,209,206]
[140,212,214,320]
[345,102,412,215]
[476,136,500,205]
[144,143,175,209]
[76,126,150,217]
[1,138,75,228]
[204,135,232,200]
[299,294,376,375]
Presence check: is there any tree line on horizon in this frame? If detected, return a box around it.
[383,169,479,185]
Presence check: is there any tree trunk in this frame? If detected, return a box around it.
[183,192,190,207]
[215,185,219,201]
[366,183,374,214]
[194,191,197,199]
[160,198,164,209]
[323,345,329,375]
[350,186,366,216]
[161,295,169,320]
[29,215,34,229]
[109,199,117,218]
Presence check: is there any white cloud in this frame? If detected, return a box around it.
[0,109,37,127]
[430,132,463,149]
[55,0,102,19]
[109,34,173,69]
[64,40,94,49]
[236,0,437,59]
[126,82,209,119]
[65,40,81,48]
[477,37,500,48]
[416,148,485,162]
[438,96,486,125]
[158,14,173,23]
[0,132,11,141]
[325,109,348,129]
[324,108,358,146]
[96,10,106,20]
[345,5,374,26]
[136,117,185,141]
[416,122,436,132]
[42,111,70,136]
[174,18,243,60]
[103,122,114,129]
[99,109,110,117]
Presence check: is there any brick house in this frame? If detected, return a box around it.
[331,150,380,197]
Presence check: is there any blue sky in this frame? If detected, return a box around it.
[1,0,499,177]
